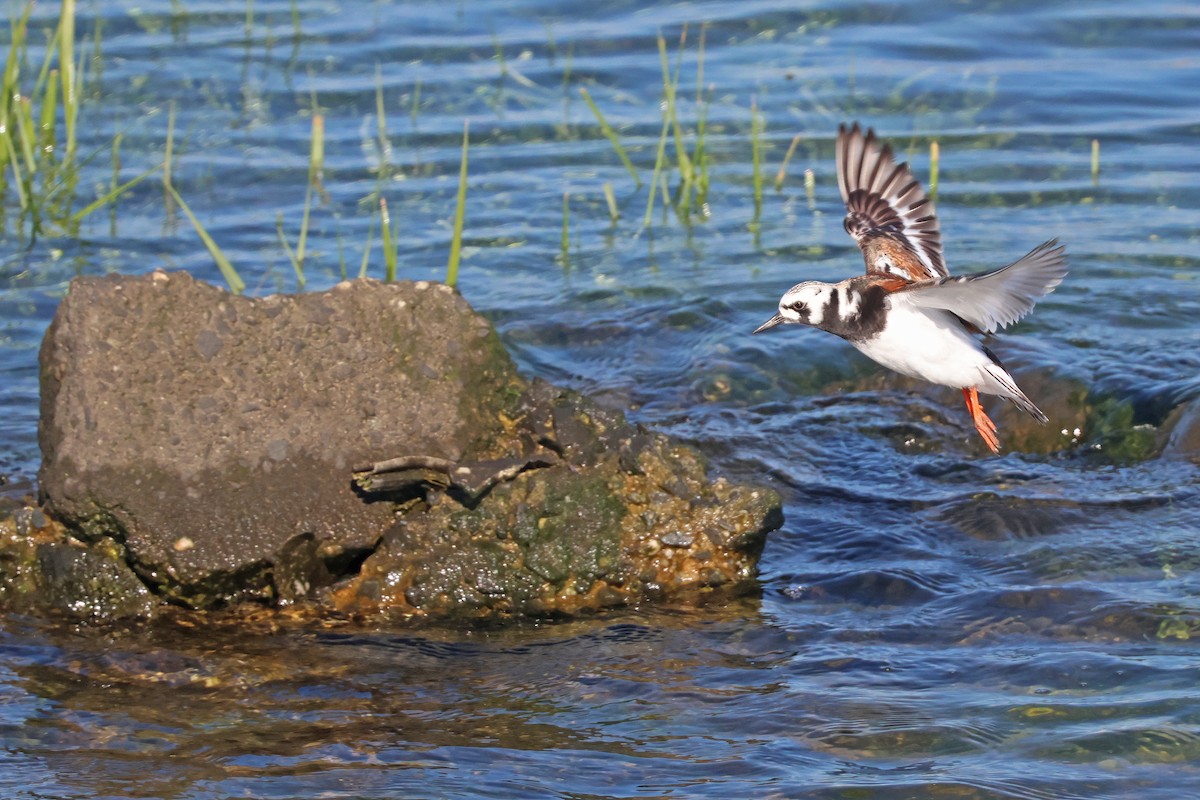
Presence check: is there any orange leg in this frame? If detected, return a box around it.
[962,387,1000,454]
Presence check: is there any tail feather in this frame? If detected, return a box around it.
[980,363,1048,423]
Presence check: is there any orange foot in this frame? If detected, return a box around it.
[962,387,1000,454]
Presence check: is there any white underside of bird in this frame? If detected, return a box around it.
[850,295,1045,420]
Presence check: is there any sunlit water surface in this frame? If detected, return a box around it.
[2,1,1200,797]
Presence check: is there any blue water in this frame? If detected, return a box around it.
[2,1,1200,797]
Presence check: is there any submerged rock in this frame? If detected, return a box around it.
[1162,399,1200,460]
[25,271,781,620]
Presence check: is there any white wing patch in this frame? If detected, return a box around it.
[899,240,1068,333]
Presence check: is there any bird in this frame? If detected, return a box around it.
[754,122,1068,454]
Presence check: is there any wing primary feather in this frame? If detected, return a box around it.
[899,239,1068,333]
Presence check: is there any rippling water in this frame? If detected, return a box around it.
[3,0,1200,797]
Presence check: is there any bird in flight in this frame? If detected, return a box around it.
[754,122,1068,454]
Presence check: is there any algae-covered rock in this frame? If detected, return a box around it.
[0,505,156,622]
[27,271,782,620]
[334,383,781,619]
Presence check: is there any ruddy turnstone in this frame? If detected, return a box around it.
[754,122,1068,453]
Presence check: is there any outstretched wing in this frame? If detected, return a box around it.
[898,240,1068,333]
[837,122,946,281]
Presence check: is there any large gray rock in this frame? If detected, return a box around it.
[39,272,523,606]
[34,271,782,617]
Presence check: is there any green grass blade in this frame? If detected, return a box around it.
[14,96,38,175]
[335,225,346,280]
[410,80,422,128]
[90,15,104,95]
[276,211,305,289]
[642,112,671,229]
[380,196,396,282]
[657,30,692,185]
[308,113,324,183]
[691,28,711,208]
[374,64,392,173]
[602,181,619,222]
[167,183,246,294]
[59,0,77,162]
[445,120,469,288]
[32,12,60,101]
[71,161,159,223]
[39,70,59,152]
[164,100,176,189]
[579,87,641,188]
[3,5,32,126]
[292,113,323,270]
[359,213,376,279]
[657,172,674,226]
[296,182,313,269]
[559,191,570,269]
[1091,138,1100,184]
[774,133,802,192]
[3,133,30,211]
[750,99,763,223]
[108,131,121,216]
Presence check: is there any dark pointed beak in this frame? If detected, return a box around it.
[753,313,786,334]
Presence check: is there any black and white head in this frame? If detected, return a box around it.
[753,281,836,333]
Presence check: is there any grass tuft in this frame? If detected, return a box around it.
[577,25,722,231]
[0,1,92,235]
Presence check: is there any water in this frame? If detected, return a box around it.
[3,0,1200,797]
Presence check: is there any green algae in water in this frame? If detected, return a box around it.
[1089,397,1158,463]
